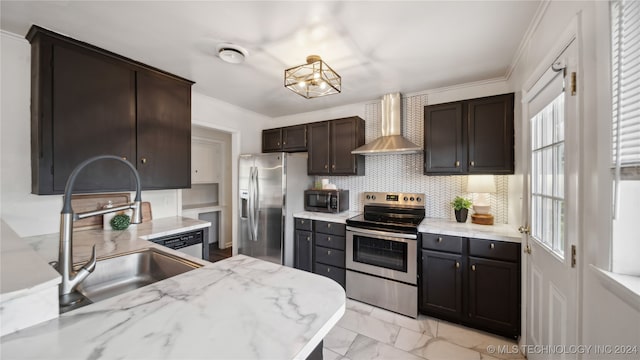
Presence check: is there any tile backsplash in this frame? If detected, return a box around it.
[319,93,510,224]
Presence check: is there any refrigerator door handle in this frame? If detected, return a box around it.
[251,166,259,242]
[248,167,256,241]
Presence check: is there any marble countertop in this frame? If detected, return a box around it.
[25,216,213,264]
[2,216,346,359]
[293,211,360,224]
[418,218,521,243]
[0,221,61,301]
[1,255,346,359]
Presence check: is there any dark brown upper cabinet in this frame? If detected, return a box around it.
[424,93,514,175]
[307,117,365,176]
[262,124,307,153]
[27,25,193,195]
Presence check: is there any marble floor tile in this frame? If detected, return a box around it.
[436,321,524,359]
[324,325,358,355]
[337,308,401,345]
[393,327,434,353]
[345,335,424,360]
[323,347,344,360]
[412,338,483,360]
[345,298,374,314]
[370,307,438,336]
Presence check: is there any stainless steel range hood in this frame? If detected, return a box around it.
[351,93,422,155]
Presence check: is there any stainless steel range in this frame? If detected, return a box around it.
[345,192,425,318]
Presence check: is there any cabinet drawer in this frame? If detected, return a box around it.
[315,246,345,268]
[315,233,345,250]
[469,238,520,262]
[315,221,346,236]
[422,233,463,254]
[314,263,346,289]
[295,218,312,231]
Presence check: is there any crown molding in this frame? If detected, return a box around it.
[504,0,552,80]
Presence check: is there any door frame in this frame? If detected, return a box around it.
[519,15,584,351]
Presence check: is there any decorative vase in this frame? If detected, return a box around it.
[454,208,468,223]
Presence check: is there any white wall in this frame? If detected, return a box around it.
[507,0,640,355]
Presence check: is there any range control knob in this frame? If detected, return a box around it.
[403,196,408,201]
[371,195,376,200]
[417,197,422,202]
[366,195,371,200]
[410,197,415,201]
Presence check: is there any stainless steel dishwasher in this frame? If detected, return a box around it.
[149,229,209,260]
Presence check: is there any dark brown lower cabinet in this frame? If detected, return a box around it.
[420,250,463,320]
[294,229,313,272]
[419,234,520,338]
[468,257,520,334]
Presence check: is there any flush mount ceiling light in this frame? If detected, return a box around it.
[284,55,341,99]
[216,43,247,64]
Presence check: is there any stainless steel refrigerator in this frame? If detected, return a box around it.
[238,152,311,266]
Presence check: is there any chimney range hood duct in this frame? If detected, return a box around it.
[351,93,422,155]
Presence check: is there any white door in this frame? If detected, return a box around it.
[522,39,579,360]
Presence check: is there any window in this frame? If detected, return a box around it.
[611,0,640,276]
[531,93,565,258]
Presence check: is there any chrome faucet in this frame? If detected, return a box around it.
[58,155,143,306]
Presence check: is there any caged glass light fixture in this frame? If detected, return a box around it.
[284,55,341,99]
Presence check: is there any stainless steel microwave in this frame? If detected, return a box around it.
[304,189,349,213]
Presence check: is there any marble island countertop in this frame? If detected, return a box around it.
[1,217,346,359]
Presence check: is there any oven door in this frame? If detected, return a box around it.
[346,227,417,285]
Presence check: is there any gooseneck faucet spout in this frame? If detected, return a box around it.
[58,155,143,305]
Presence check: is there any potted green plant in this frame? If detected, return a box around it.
[451,196,472,223]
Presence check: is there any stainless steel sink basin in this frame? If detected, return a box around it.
[61,248,201,312]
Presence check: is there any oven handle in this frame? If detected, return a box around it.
[346,226,417,240]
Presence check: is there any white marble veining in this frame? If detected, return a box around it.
[293,211,360,224]
[25,216,212,264]
[325,299,525,360]
[3,216,345,358]
[0,221,61,336]
[1,255,346,359]
[0,221,61,297]
[419,218,521,243]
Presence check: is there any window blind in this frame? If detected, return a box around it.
[612,0,640,179]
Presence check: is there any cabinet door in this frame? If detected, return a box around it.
[330,117,365,175]
[136,71,192,189]
[420,250,463,320]
[468,256,520,337]
[50,43,137,193]
[467,93,514,174]
[282,125,307,152]
[191,139,221,184]
[424,102,464,174]
[294,230,313,272]
[307,121,330,175]
[262,128,282,153]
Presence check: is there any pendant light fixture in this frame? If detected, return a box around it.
[284,55,341,98]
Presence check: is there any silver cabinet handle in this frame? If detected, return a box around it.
[490,243,495,249]
[122,156,127,161]
[471,264,476,271]
[327,237,331,241]
[301,220,305,224]
[140,157,148,164]
[327,223,331,228]
[455,160,460,167]
[327,268,331,273]
[437,237,442,243]
[306,236,310,241]
[470,161,475,167]
[455,262,460,268]
[328,250,332,255]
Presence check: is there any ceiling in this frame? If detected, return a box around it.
[0,1,541,118]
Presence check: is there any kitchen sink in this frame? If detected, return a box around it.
[61,248,202,313]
